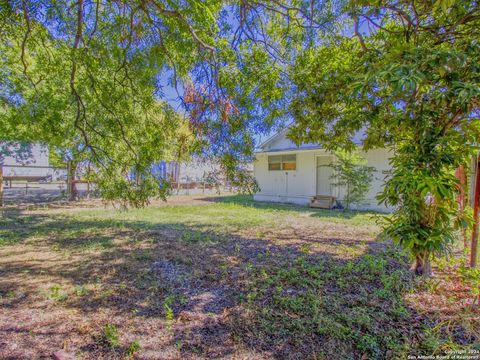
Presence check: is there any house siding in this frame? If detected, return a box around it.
[253,147,392,212]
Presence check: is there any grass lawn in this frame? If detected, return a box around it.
[0,195,478,359]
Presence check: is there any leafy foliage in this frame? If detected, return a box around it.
[287,0,480,274]
[330,150,374,210]
[237,250,425,359]
[1,0,207,205]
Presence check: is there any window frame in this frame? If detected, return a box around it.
[268,154,297,171]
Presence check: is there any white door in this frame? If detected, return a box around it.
[274,173,286,195]
[316,156,333,195]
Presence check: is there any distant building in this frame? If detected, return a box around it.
[178,159,220,183]
[1,143,65,181]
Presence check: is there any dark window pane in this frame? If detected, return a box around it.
[268,162,281,171]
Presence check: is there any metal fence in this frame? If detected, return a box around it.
[1,164,230,205]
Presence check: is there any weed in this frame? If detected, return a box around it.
[1,195,475,358]
[100,287,114,299]
[424,278,442,293]
[75,285,89,297]
[5,290,16,299]
[256,230,266,238]
[164,295,175,334]
[135,250,154,261]
[126,340,141,356]
[48,285,67,302]
[181,230,213,243]
[337,244,359,257]
[355,333,380,355]
[103,323,120,348]
[300,243,312,254]
[236,248,418,359]
[175,340,183,352]
[220,262,229,276]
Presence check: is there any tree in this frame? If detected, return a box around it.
[330,150,374,211]
[1,0,309,202]
[288,1,480,275]
[0,3,201,206]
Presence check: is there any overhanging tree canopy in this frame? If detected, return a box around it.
[0,0,340,200]
[1,1,479,273]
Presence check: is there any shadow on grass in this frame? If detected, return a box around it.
[0,206,443,359]
[200,194,382,219]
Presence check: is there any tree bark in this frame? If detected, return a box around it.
[67,161,78,201]
[471,154,480,268]
[0,165,4,207]
[410,252,432,277]
[176,163,181,194]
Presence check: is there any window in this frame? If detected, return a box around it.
[268,155,282,170]
[282,154,296,170]
[268,154,296,171]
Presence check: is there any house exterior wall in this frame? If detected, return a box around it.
[2,144,51,178]
[253,147,392,212]
[334,148,391,211]
[178,159,221,182]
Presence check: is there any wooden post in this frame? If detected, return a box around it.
[86,164,91,199]
[455,165,467,248]
[0,165,4,207]
[67,161,71,200]
[471,154,480,268]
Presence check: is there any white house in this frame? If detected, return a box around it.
[253,128,392,211]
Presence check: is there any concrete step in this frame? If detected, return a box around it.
[310,196,336,209]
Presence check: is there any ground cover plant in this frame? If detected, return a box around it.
[0,195,478,359]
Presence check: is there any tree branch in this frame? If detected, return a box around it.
[353,15,368,53]
[20,0,31,74]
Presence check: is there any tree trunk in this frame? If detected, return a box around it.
[176,163,181,194]
[410,252,432,277]
[67,161,78,201]
[471,154,480,268]
[0,165,4,207]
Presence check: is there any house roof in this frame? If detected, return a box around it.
[258,127,291,150]
[257,126,366,153]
